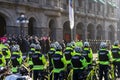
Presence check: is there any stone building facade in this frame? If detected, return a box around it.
[0,0,119,43]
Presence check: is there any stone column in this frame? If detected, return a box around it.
[55,17,63,42]
[103,29,108,40]
[55,28,63,42]
[84,23,88,41]
[94,24,97,40]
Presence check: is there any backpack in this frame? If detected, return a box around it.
[82,50,91,63]
[52,54,64,68]
[64,50,72,60]
[31,53,43,65]
[11,54,20,67]
[71,55,83,68]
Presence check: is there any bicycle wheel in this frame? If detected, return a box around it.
[108,68,115,80]
[67,69,73,80]
[114,66,119,79]
[91,74,98,80]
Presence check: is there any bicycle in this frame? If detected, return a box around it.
[112,61,120,79]
[86,60,99,80]
[67,69,87,80]
[51,70,67,80]
[37,70,49,80]
[108,64,115,80]
[114,65,119,79]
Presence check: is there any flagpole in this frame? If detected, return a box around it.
[69,0,74,42]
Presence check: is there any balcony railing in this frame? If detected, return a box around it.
[76,7,85,13]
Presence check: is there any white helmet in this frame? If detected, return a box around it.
[30,43,36,48]
[114,41,119,46]
[11,46,19,52]
[71,41,75,46]
[56,45,62,51]
[54,41,59,46]
[50,43,56,48]
[84,42,90,47]
[35,44,41,50]
[74,46,82,53]
[100,42,107,49]
[4,43,9,48]
[66,43,72,47]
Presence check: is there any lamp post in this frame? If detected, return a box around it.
[16,14,29,37]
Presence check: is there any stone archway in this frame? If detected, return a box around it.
[108,25,115,43]
[63,21,71,43]
[87,23,94,40]
[0,15,6,37]
[76,22,84,40]
[49,19,56,41]
[96,24,103,40]
[28,17,36,36]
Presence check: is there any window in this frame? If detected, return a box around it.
[46,0,51,6]
[97,3,101,11]
[27,0,39,3]
[62,0,68,9]
[88,1,92,10]
[111,7,114,13]
[78,0,83,7]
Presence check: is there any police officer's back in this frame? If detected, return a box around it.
[52,44,67,80]
[11,46,22,73]
[64,43,74,65]
[82,42,93,66]
[47,43,56,68]
[31,44,47,80]
[71,47,87,80]
[98,42,112,80]
[2,43,11,65]
[111,41,120,77]
[0,52,6,67]
[28,43,36,68]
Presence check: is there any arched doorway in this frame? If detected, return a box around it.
[96,25,103,40]
[108,25,115,43]
[63,21,71,43]
[28,17,36,36]
[76,22,84,40]
[49,19,56,41]
[87,23,94,40]
[0,15,6,37]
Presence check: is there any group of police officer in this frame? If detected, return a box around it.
[0,39,120,80]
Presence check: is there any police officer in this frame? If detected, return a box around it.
[0,40,5,51]
[28,43,36,69]
[82,42,93,67]
[47,43,56,80]
[63,43,75,75]
[2,43,11,65]
[47,43,56,70]
[31,44,47,80]
[98,42,112,80]
[0,51,6,67]
[111,41,120,77]
[71,41,76,49]
[52,44,67,80]
[11,46,22,73]
[71,46,87,80]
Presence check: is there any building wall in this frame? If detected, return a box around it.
[0,0,119,43]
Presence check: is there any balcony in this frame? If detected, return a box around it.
[76,7,85,13]
[75,7,85,16]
